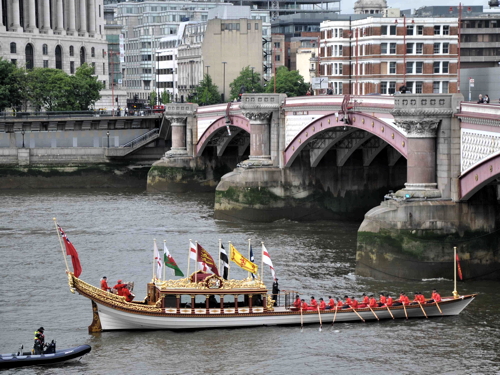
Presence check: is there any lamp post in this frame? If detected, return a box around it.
[222,61,227,102]
[206,65,210,77]
[21,129,25,148]
[251,66,254,86]
[106,131,110,148]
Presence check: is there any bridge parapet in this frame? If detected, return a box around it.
[164,103,197,158]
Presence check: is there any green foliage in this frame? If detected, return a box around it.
[265,66,308,97]
[160,89,171,104]
[0,59,25,111]
[26,68,73,111]
[69,64,104,110]
[190,74,220,106]
[229,66,264,101]
[149,91,157,107]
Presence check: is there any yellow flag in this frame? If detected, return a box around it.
[230,244,258,274]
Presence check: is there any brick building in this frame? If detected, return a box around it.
[320,16,459,95]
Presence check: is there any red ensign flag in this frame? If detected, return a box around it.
[456,253,463,280]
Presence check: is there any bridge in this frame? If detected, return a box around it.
[150,93,500,281]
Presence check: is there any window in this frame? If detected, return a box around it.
[415,81,423,93]
[406,62,413,74]
[389,62,396,74]
[43,44,48,55]
[416,61,423,73]
[43,60,49,68]
[433,81,449,93]
[389,43,396,54]
[417,25,423,35]
[442,81,449,93]
[91,47,95,58]
[25,44,34,70]
[380,81,396,94]
[275,55,280,61]
[416,43,423,54]
[406,82,413,93]
[433,62,440,73]
[407,43,414,54]
[80,47,86,66]
[382,43,396,54]
[443,43,449,54]
[255,23,259,30]
[434,25,441,35]
[247,22,251,30]
[433,81,440,93]
[443,25,449,35]
[70,61,75,74]
[434,43,440,54]
[11,59,17,65]
[443,61,449,73]
[55,45,62,69]
[381,25,397,35]
[389,82,396,94]
[381,43,387,54]
[10,42,16,54]
[407,25,414,35]
[70,46,74,57]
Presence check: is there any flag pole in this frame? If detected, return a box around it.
[247,238,251,279]
[218,238,221,274]
[187,239,191,277]
[453,246,458,298]
[163,240,167,281]
[228,241,232,280]
[261,241,265,282]
[53,218,70,274]
[153,239,157,282]
[195,241,198,284]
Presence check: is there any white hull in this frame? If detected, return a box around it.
[95,296,475,331]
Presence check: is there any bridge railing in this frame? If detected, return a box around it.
[0,111,96,120]
[120,128,159,148]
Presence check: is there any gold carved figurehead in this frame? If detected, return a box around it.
[205,274,224,289]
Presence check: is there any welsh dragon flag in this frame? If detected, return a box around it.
[164,242,184,277]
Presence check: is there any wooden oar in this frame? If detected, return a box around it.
[317,306,322,331]
[300,307,304,332]
[435,301,443,314]
[351,307,365,323]
[418,302,428,318]
[402,303,408,319]
[331,305,338,327]
[369,306,379,321]
[386,305,395,319]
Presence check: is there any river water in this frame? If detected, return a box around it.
[0,189,499,374]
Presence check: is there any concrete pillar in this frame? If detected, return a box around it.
[88,0,95,34]
[0,2,4,31]
[166,117,188,156]
[55,0,64,33]
[42,0,51,33]
[11,0,21,30]
[27,0,38,32]
[79,0,87,34]
[67,0,76,34]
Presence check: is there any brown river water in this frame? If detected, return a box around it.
[0,189,499,374]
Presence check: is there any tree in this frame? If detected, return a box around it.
[191,74,220,106]
[265,66,308,97]
[69,64,104,110]
[149,91,157,107]
[160,89,171,104]
[0,59,25,111]
[26,68,73,111]
[229,66,264,101]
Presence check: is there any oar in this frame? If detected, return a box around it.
[331,305,338,327]
[435,301,443,314]
[386,305,395,319]
[418,302,428,318]
[300,307,304,332]
[402,303,408,319]
[351,307,365,323]
[369,306,379,321]
[317,306,322,332]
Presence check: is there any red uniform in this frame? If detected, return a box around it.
[379,295,387,305]
[386,297,393,306]
[432,292,442,302]
[419,294,426,303]
[362,295,369,305]
[310,299,318,308]
[350,299,359,309]
[301,301,309,310]
[293,298,301,309]
[113,283,127,296]
[122,287,134,302]
[319,300,326,310]
[336,300,343,308]
[100,279,110,291]
[403,295,410,305]
[345,297,352,306]
[369,297,378,308]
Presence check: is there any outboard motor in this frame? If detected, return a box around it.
[44,340,56,354]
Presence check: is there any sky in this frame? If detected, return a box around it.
[341,0,492,14]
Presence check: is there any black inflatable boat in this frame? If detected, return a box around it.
[0,344,91,369]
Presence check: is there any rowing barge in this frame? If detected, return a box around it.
[66,272,476,332]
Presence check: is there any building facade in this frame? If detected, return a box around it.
[320,16,459,95]
[0,0,108,99]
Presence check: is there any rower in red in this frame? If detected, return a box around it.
[327,296,335,310]
[113,279,128,296]
[379,293,387,306]
[293,295,302,309]
[349,297,359,309]
[319,298,326,310]
[385,294,393,307]
[309,296,318,310]
[100,276,111,292]
[430,289,442,303]
[368,295,378,308]
[301,299,308,310]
